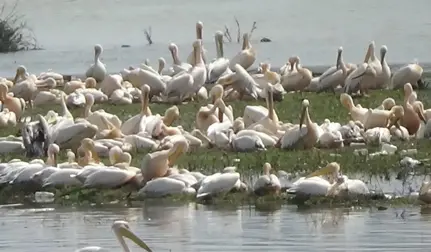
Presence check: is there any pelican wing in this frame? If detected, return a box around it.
[207,58,230,83]
[234,64,258,99]
[319,66,338,81]
[165,72,194,99]
[280,125,307,149]
[344,63,367,94]
[197,172,240,198]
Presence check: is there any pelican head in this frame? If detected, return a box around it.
[81,138,99,163]
[168,43,177,53]
[157,57,166,73]
[210,84,224,103]
[192,39,202,49]
[112,220,152,252]
[167,137,189,166]
[413,101,427,124]
[404,83,414,97]
[299,99,310,129]
[263,162,272,175]
[0,83,8,101]
[110,147,124,165]
[66,149,75,163]
[13,65,28,84]
[306,162,341,182]
[381,97,395,110]
[47,143,60,166]
[164,105,180,125]
[364,41,375,62]
[85,77,97,88]
[337,46,343,54]
[380,45,388,56]
[196,21,203,39]
[215,30,224,41]
[94,44,103,57]
[386,105,404,129]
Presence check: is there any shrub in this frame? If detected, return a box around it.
[0,1,40,53]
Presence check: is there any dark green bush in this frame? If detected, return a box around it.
[0,2,40,53]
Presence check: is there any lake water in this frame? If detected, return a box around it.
[1,203,431,251]
[1,0,431,77]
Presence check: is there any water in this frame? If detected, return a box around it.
[1,203,431,251]
[2,0,431,77]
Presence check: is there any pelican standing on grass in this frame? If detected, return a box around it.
[85,44,107,83]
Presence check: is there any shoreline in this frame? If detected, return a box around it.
[3,63,430,82]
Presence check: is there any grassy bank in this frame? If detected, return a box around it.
[1,89,431,176]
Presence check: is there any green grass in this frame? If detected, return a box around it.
[3,86,431,175]
[3,85,431,206]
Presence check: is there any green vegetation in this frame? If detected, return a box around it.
[1,73,431,207]
[0,2,40,53]
[2,86,431,175]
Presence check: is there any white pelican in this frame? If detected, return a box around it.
[400,84,427,135]
[121,84,151,135]
[253,162,281,196]
[316,47,353,92]
[281,56,313,91]
[187,21,207,66]
[229,33,256,71]
[390,62,423,89]
[196,170,242,199]
[76,220,152,252]
[364,41,382,89]
[279,99,320,149]
[164,71,194,102]
[339,93,368,123]
[306,162,370,197]
[138,177,196,198]
[140,136,189,183]
[375,45,391,89]
[189,39,207,95]
[0,108,17,128]
[344,62,377,96]
[207,31,231,83]
[248,84,279,134]
[84,93,122,131]
[85,44,107,83]
[168,43,192,74]
[217,64,259,100]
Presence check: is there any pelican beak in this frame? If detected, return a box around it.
[53,152,58,166]
[299,106,306,129]
[13,70,19,84]
[306,165,332,178]
[90,145,100,163]
[418,110,427,124]
[168,145,184,166]
[119,226,153,252]
[386,116,400,129]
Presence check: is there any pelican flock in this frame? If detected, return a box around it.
[0,20,430,207]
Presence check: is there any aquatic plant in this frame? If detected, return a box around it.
[0,2,40,53]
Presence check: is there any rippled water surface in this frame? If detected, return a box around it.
[1,0,431,76]
[2,203,431,251]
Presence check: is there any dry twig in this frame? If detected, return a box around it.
[234,17,241,43]
[144,26,153,45]
[249,21,257,39]
[224,25,232,42]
